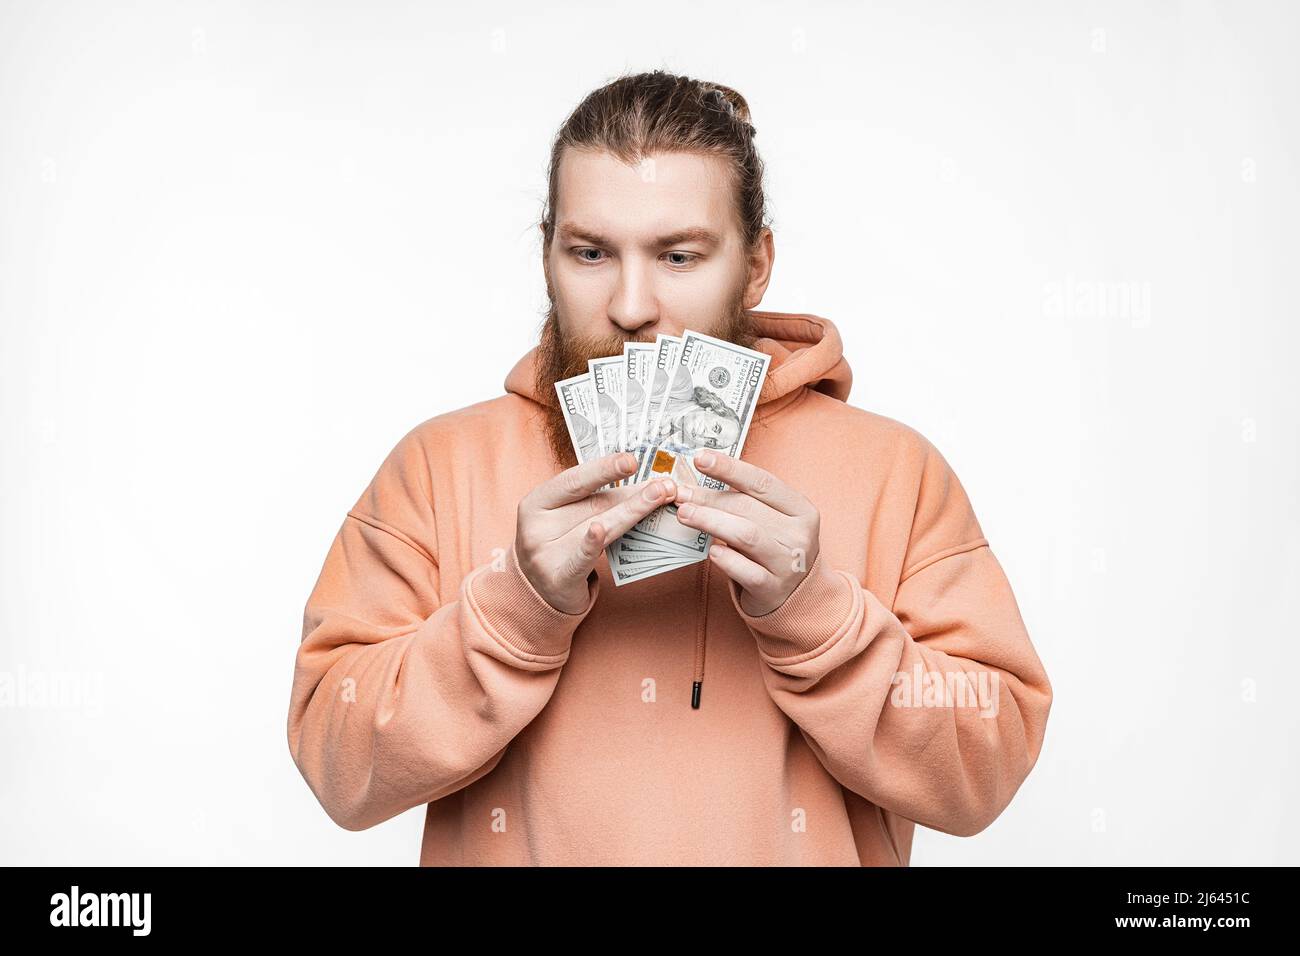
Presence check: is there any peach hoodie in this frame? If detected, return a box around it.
[287,310,1053,866]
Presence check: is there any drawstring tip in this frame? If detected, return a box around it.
[691,681,702,709]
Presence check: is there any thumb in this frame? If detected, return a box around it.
[575,519,605,566]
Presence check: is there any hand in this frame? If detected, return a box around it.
[673,450,823,617]
[516,451,678,614]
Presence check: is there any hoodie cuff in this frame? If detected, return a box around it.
[466,542,599,659]
[726,549,858,658]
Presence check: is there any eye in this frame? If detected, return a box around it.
[571,247,606,264]
[664,251,700,268]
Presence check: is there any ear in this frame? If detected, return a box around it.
[742,227,775,309]
[540,223,553,290]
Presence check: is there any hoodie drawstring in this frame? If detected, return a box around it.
[692,557,710,708]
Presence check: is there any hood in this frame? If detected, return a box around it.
[503,308,853,711]
[503,309,853,412]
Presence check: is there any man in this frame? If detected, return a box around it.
[286,70,1053,865]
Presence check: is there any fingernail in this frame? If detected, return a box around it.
[619,453,636,472]
[644,480,663,500]
[676,484,693,502]
[696,450,715,468]
[678,503,695,519]
[662,478,676,496]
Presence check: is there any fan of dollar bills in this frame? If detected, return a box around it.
[554,329,771,585]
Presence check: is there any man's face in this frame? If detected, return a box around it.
[671,404,741,451]
[535,148,771,467]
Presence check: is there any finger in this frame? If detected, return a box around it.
[567,477,677,551]
[673,481,784,525]
[553,473,676,523]
[691,452,806,517]
[534,451,639,510]
[595,477,678,546]
[570,517,608,571]
[706,540,772,593]
[673,500,785,570]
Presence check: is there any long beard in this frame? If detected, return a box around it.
[533,290,757,470]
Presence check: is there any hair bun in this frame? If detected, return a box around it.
[706,87,755,138]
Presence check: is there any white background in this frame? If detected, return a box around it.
[2,0,1296,865]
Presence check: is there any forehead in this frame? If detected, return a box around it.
[554,148,737,240]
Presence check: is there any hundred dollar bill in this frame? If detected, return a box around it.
[610,540,700,573]
[609,552,702,583]
[631,334,686,483]
[608,330,771,585]
[621,342,657,486]
[588,355,626,487]
[553,371,608,484]
[608,508,705,582]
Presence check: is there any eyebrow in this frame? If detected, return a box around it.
[556,222,723,248]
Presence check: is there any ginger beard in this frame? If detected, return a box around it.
[534,283,758,471]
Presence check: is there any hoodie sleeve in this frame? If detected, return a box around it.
[286,426,599,832]
[724,436,1052,838]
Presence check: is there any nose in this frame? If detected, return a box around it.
[607,260,659,335]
